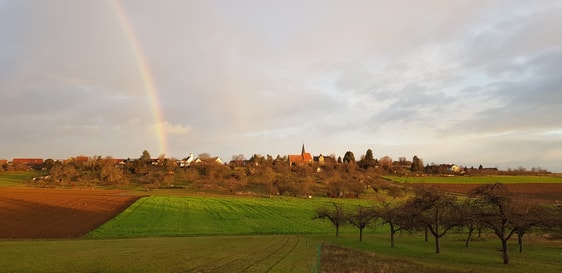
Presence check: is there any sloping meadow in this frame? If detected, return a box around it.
[87,196,371,238]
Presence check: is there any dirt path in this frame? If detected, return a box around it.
[0,187,141,238]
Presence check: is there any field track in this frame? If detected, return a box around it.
[177,236,302,273]
[0,187,141,238]
[417,183,562,203]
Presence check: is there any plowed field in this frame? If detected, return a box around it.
[0,187,141,238]
[419,183,562,203]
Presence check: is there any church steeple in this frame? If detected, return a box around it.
[301,144,306,155]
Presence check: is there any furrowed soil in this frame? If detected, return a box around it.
[416,183,562,203]
[0,187,141,238]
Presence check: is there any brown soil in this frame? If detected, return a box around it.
[414,183,562,203]
[0,187,142,238]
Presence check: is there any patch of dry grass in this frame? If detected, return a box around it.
[320,244,463,273]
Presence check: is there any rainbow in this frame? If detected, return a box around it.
[111,0,168,156]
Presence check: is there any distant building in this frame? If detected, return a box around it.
[288,144,313,166]
[314,154,337,165]
[193,157,224,165]
[12,158,44,169]
[176,153,197,167]
[12,158,44,165]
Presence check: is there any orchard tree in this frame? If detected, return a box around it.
[347,205,377,242]
[374,200,410,247]
[511,201,550,253]
[407,186,463,254]
[458,198,484,248]
[314,203,347,236]
[470,183,520,264]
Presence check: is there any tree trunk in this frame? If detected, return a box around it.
[359,227,364,242]
[424,226,428,242]
[517,232,523,253]
[390,224,396,247]
[501,239,509,264]
[435,207,440,254]
[465,225,474,248]
[335,224,339,237]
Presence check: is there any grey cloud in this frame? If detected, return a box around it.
[2,1,562,171]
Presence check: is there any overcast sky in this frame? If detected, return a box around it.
[1,0,561,172]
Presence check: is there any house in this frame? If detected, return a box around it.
[12,158,44,169]
[177,153,196,167]
[0,159,8,165]
[313,154,337,165]
[12,158,44,165]
[193,157,224,165]
[288,144,313,166]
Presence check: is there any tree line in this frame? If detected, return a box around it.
[314,183,562,265]
[29,149,391,195]
[25,148,550,195]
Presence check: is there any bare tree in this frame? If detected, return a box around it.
[374,200,409,247]
[347,205,377,242]
[378,156,393,171]
[314,203,347,236]
[407,186,462,254]
[512,201,550,253]
[470,183,518,264]
[458,198,483,248]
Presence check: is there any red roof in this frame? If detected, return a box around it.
[12,158,44,164]
[288,153,313,165]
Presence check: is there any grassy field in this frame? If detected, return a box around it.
[0,235,321,273]
[318,233,562,273]
[0,172,38,187]
[85,194,562,272]
[3,172,562,272]
[384,175,562,184]
[87,195,373,238]
[2,234,560,273]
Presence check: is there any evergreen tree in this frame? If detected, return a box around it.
[343,151,356,164]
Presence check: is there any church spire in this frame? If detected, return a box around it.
[301,143,306,155]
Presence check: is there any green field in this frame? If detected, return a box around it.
[385,175,562,184]
[0,235,321,273]
[0,172,37,187]
[2,172,562,272]
[87,196,372,238]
